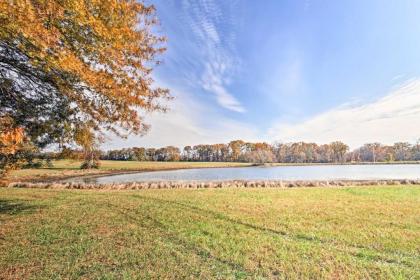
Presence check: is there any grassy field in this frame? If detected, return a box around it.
[5,160,252,182]
[0,186,419,279]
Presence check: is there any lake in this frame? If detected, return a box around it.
[69,164,420,184]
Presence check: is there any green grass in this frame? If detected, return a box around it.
[1,186,419,279]
[6,160,252,182]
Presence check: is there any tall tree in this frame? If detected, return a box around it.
[228,140,245,162]
[330,141,349,163]
[182,146,193,161]
[0,0,169,170]
[74,125,100,168]
[413,139,420,160]
[393,142,411,161]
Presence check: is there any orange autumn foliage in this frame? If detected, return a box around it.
[0,117,33,174]
[0,0,170,136]
[0,127,25,155]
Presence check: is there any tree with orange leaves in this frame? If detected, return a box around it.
[0,0,169,170]
[0,117,33,175]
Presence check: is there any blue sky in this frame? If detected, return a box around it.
[106,0,420,149]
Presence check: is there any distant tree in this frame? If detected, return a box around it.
[413,139,420,160]
[393,142,412,161]
[228,140,245,161]
[272,142,286,162]
[74,125,100,169]
[165,146,181,161]
[154,146,179,161]
[182,146,192,161]
[58,146,82,160]
[146,148,157,161]
[301,143,315,163]
[317,144,333,163]
[330,141,349,163]
[243,150,275,164]
[357,143,385,162]
[288,142,307,163]
[215,143,229,162]
[132,147,147,161]
[45,139,420,165]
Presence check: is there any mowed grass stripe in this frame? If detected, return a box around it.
[127,193,418,263]
[0,186,419,279]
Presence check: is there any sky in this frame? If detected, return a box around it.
[105,0,420,150]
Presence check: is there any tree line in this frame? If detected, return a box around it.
[57,140,420,164]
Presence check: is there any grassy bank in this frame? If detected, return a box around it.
[1,186,419,279]
[5,160,252,182]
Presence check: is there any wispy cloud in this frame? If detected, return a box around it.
[391,74,405,82]
[181,0,245,112]
[105,78,420,149]
[103,85,257,149]
[102,0,252,149]
[201,60,245,112]
[268,78,420,148]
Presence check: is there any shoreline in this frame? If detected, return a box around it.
[4,161,420,184]
[5,179,420,190]
[2,162,255,184]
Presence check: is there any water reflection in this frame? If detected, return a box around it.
[65,164,420,184]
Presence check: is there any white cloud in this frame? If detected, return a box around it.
[268,78,420,148]
[101,0,251,150]
[205,83,245,113]
[104,78,420,150]
[391,74,405,82]
[201,61,245,112]
[181,0,245,113]
[102,86,257,149]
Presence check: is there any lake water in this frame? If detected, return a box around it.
[69,164,420,184]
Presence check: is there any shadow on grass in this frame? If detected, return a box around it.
[103,200,253,277]
[0,199,39,215]
[131,194,314,241]
[128,194,417,268]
